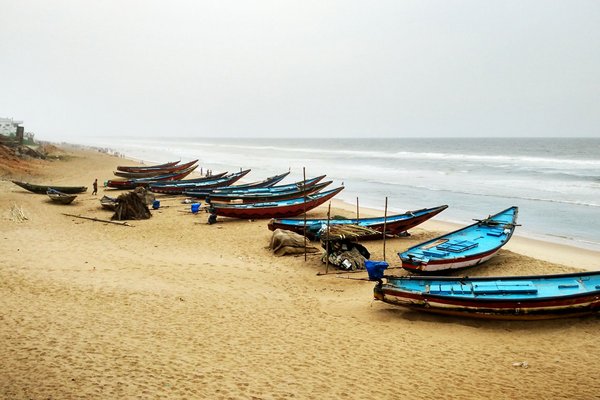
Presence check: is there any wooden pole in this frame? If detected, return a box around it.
[383,197,388,262]
[62,213,132,226]
[325,202,331,275]
[303,167,307,262]
[356,197,359,220]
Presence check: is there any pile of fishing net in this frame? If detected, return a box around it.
[318,224,381,241]
[112,190,152,221]
[321,238,371,271]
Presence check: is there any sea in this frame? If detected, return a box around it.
[75,136,600,251]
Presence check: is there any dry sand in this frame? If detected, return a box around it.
[1,146,599,399]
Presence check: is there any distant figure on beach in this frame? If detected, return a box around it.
[92,178,98,195]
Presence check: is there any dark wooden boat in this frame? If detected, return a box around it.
[211,187,344,219]
[116,170,228,181]
[148,169,251,194]
[268,205,449,240]
[112,160,204,178]
[372,270,600,320]
[46,188,77,204]
[106,164,198,190]
[208,180,332,204]
[184,175,326,198]
[100,195,118,210]
[399,206,519,273]
[12,180,88,194]
[178,171,291,197]
[116,159,181,172]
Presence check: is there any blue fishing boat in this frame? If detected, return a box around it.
[399,206,519,273]
[184,175,327,197]
[148,169,251,194]
[268,205,449,240]
[211,187,344,219]
[198,181,332,204]
[372,270,600,320]
[106,164,199,189]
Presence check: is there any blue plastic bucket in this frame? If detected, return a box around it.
[152,200,160,209]
[191,203,200,213]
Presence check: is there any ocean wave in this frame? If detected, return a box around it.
[161,141,600,175]
[380,183,600,208]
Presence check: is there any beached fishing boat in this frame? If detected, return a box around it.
[372,271,600,320]
[12,180,88,194]
[210,187,344,219]
[46,188,78,204]
[106,164,198,189]
[100,195,118,210]
[116,159,181,172]
[268,205,449,240]
[184,175,326,197]
[206,180,332,204]
[399,206,518,273]
[117,170,228,181]
[112,160,203,178]
[178,171,291,197]
[148,169,251,194]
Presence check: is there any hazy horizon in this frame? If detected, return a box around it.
[1,1,599,141]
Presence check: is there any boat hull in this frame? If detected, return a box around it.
[149,169,251,194]
[12,180,87,194]
[212,187,344,219]
[107,165,198,189]
[268,205,448,240]
[116,160,180,172]
[399,206,519,273]
[47,190,78,204]
[185,175,326,198]
[208,181,332,204]
[374,272,600,320]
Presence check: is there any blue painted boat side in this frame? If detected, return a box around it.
[273,206,445,227]
[399,206,518,264]
[150,169,250,187]
[214,187,344,209]
[186,175,326,194]
[384,271,600,301]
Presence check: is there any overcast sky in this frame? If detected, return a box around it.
[1,1,599,140]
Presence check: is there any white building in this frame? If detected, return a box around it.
[0,117,23,135]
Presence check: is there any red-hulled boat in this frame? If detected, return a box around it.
[268,204,448,240]
[106,164,198,189]
[373,271,600,320]
[210,187,344,219]
[148,169,251,194]
[116,159,181,172]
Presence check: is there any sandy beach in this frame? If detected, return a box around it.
[1,146,599,399]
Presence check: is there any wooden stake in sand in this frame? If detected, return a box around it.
[356,197,359,220]
[325,202,331,275]
[383,196,388,262]
[303,167,307,262]
[62,213,132,227]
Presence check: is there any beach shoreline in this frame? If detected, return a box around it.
[1,145,599,399]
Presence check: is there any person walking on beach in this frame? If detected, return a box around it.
[92,178,98,195]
